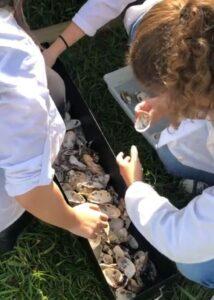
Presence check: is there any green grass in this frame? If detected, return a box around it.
[0,1,213,299]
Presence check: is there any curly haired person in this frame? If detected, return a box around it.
[117,0,214,288]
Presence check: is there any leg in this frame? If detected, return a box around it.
[157,145,214,186]
[0,212,33,253]
[177,260,214,288]
[46,66,66,118]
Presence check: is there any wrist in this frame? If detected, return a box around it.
[66,206,80,233]
[49,38,67,57]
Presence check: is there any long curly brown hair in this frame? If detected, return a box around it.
[128,0,214,125]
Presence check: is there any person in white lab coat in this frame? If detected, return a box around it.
[43,0,137,66]
[117,0,214,288]
[0,1,108,252]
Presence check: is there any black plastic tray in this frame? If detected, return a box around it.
[54,61,179,300]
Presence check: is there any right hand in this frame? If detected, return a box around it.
[71,203,109,239]
[135,93,169,125]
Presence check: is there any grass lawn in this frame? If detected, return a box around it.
[0,1,213,299]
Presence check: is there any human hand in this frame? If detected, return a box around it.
[116,145,143,187]
[71,203,109,239]
[42,47,58,68]
[135,93,169,126]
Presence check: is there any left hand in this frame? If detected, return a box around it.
[116,145,143,187]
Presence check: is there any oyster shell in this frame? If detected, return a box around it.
[117,257,136,279]
[68,170,89,190]
[76,182,103,195]
[110,219,124,232]
[69,155,87,171]
[99,253,114,265]
[113,246,125,261]
[117,228,129,243]
[100,204,121,219]
[92,174,110,188]
[115,288,136,300]
[103,268,125,289]
[89,236,102,260]
[63,130,76,149]
[82,154,104,175]
[64,190,86,205]
[127,279,142,294]
[135,112,151,132]
[66,119,81,131]
[128,235,139,250]
[88,190,112,204]
[136,91,146,103]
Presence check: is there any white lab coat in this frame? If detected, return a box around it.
[0,8,65,232]
[122,0,214,264]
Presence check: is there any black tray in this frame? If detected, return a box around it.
[54,60,179,300]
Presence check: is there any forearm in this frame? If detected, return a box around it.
[16,182,76,232]
[48,22,85,57]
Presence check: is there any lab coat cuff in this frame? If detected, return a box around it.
[6,168,55,197]
[125,181,168,225]
[72,14,97,36]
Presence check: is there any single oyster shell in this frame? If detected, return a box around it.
[100,204,121,219]
[100,263,117,270]
[115,288,136,300]
[117,228,129,243]
[118,198,125,214]
[127,235,139,250]
[102,244,113,256]
[135,111,151,132]
[65,190,86,205]
[117,257,136,279]
[136,91,147,103]
[68,170,89,190]
[120,91,132,104]
[56,169,65,183]
[110,219,124,232]
[99,253,114,265]
[82,154,104,175]
[88,190,112,204]
[69,155,87,171]
[92,174,110,188]
[113,246,125,261]
[89,236,102,259]
[63,130,76,148]
[127,279,142,294]
[103,268,125,289]
[66,119,81,131]
[76,182,103,195]
[134,252,149,286]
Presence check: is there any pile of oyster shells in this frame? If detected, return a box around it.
[54,112,157,300]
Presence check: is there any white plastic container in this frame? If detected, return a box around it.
[104,66,168,148]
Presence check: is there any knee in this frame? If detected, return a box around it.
[46,66,66,116]
[177,262,214,289]
[157,147,179,177]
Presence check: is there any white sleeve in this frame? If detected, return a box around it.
[72,0,136,36]
[125,182,214,264]
[0,46,54,197]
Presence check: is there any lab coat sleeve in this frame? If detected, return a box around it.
[125,181,214,264]
[0,46,55,197]
[72,0,136,36]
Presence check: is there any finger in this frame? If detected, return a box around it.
[100,213,109,222]
[116,152,125,165]
[130,145,139,162]
[89,204,100,211]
